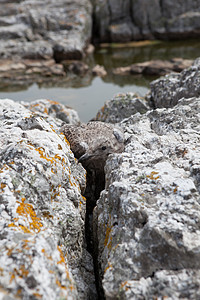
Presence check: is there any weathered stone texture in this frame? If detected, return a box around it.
[94,96,200,298]
[94,93,149,123]
[93,0,200,42]
[150,58,200,108]
[0,0,92,61]
[0,99,96,299]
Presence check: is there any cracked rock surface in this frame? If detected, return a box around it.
[0,0,92,61]
[0,99,96,299]
[94,95,200,298]
[150,58,200,108]
[93,0,200,42]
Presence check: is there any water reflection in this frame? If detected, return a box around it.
[0,39,200,121]
[0,77,149,122]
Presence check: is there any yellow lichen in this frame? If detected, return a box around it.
[8,197,43,234]
[147,171,160,180]
[0,183,6,190]
[104,262,113,273]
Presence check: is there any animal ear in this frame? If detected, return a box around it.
[113,128,124,143]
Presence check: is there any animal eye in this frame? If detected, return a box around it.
[101,146,107,150]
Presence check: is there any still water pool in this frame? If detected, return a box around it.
[0,39,200,122]
[0,77,148,122]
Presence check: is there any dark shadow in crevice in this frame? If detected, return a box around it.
[83,168,105,300]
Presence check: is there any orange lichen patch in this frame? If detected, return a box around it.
[33,292,42,299]
[104,262,113,273]
[41,248,53,261]
[57,246,72,284]
[101,105,105,113]
[57,246,65,265]
[18,265,29,278]
[50,187,60,202]
[48,99,60,105]
[56,279,67,290]
[8,197,43,233]
[9,265,29,285]
[58,144,62,150]
[16,288,22,296]
[0,183,6,190]
[16,197,43,233]
[0,164,9,173]
[104,225,113,249]
[43,107,48,114]
[120,281,131,291]
[173,186,178,193]
[29,103,40,109]
[147,171,160,180]
[9,273,15,283]
[63,135,70,147]
[81,196,86,202]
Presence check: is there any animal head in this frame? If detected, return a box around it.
[78,127,124,164]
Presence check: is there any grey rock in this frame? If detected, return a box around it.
[113,58,193,76]
[93,0,200,42]
[0,0,92,61]
[94,93,149,123]
[92,65,107,77]
[150,58,200,108]
[94,96,200,299]
[22,99,80,126]
[0,99,96,299]
[62,60,89,76]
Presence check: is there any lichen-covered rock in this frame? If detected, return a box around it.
[94,97,200,299]
[150,58,200,108]
[93,0,200,42]
[0,0,92,61]
[22,99,80,126]
[0,99,96,299]
[94,93,149,123]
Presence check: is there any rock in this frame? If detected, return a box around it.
[150,58,200,108]
[93,96,200,299]
[92,64,107,77]
[0,99,97,299]
[113,58,193,76]
[93,0,200,42]
[62,60,89,76]
[94,93,149,123]
[0,0,92,61]
[0,59,65,82]
[22,99,81,125]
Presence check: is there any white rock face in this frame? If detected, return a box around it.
[0,99,96,299]
[94,97,200,299]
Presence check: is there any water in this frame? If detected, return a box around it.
[0,78,148,122]
[0,39,200,122]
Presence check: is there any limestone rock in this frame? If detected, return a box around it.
[92,65,107,77]
[0,0,92,61]
[0,99,96,299]
[94,93,149,123]
[150,58,200,108]
[62,60,89,76]
[113,58,193,76]
[93,0,200,42]
[22,99,80,126]
[94,96,200,299]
